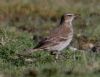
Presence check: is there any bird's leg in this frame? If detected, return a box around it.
[55,53,59,59]
[55,51,61,60]
[50,51,60,60]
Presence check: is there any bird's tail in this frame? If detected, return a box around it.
[16,48,43,57]
[27,48,43,53]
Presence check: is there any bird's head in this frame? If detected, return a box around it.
[60,13,78,24]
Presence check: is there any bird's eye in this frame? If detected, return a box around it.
[67,15,72,16]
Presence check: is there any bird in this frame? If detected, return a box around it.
[25,13,77,59]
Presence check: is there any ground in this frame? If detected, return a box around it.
[0,0,100,77]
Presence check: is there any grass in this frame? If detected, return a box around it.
[0,0,100,77]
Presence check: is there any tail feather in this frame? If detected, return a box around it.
[28,48,43,53]
[16,48,43,57]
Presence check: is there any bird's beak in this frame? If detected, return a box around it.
[74,14,80,19]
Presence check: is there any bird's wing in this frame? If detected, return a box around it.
[34,25,72,49]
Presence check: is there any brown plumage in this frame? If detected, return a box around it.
[28,13,77,59]
[34,23,72,49]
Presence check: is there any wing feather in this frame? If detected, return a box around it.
[34,24,71,49]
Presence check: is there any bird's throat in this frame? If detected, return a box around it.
[63,21,72,27]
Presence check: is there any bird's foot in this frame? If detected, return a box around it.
[50,51,61,60]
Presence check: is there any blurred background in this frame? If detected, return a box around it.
[0,0,100,77]
[0,0,100,46]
